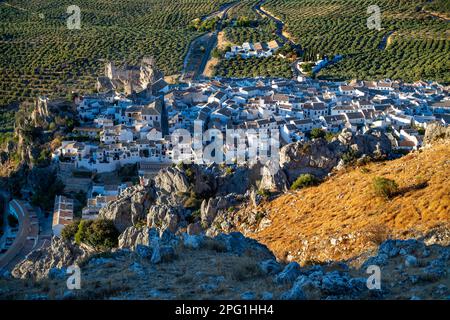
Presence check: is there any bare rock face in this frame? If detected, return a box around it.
[154,167,190,195]
[217,167,252,195]
[280,138,343,181]
[139,56,164,90]
[201,195,238,227]
[424,123,450,146]
[147,205,184,234]
[99,185,154,233]
[191,165,218,198]
[11,237,87,280]
[280,129,392,182]
[338,128,391,157]
[258,162,289,192]
[118,226,152,249]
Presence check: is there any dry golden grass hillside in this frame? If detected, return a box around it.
[243,142,450,266]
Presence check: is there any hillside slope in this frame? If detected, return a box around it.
[242,142,450,265]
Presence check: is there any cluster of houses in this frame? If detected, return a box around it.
[225,40,281,59]
[51,181,133,237]
[54,76,449,174]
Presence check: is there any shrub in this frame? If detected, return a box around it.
[372,177,399,199]
[341,148,361,165]
[75,219,119,251]
[61,220,81,241]
[310,128,326,139]
[257,189,270,199]
[229,256,264,281]
[290,174,318,190]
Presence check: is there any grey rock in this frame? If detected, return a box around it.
[100,185,154,232]
[260,259,282,275]
[379,240,400,258]
[214,232,274,258]
[183,233,204,249]
[423,123,450,146]
[147,205,183,234]
[12,237,87,280]
[258,161,289,193]
[201,195,237,227]
[135,244,153,258]
[187,222,203,235]
[151,245,176,264]
[280,279,307,300]
[275,262,301,285]
[405,255,418,268]
[320,271,352,295]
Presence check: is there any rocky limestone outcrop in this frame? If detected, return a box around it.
[154,167,190,195]
[280,138,343,181]
[12,237,88,280]
[147,205,186,234]
[338,128,391,157]
[423,123,450,146]
[99,185,154,232]
[258,161,289,192]
[118,226,152,249]
[190,164,219,197]
[217,167,253,195]
[201,194,238,227]
[280,129,392,182]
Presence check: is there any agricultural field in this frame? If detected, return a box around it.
[263,0,450,83]
[223,0,279,44]
[0,0,230,111]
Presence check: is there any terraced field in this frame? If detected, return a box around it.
[0,0,230,109]
[263,0,450,83]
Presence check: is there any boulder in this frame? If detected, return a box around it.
[280,139,343,181]
[100,185,154,233]
[183,234,204,249]
[187,222,203,235]
[147,205,183,234]
[118,226,155,249]
[275,262,301,285]
[151,245,176,264]
[154,167,190,194]
[214,232,274,258]
[405,255,418,268]
[201,195,237,226]
[12,237,88,280]
[423,123,450,146]
[258,161,289,193]
[260,259,282,275]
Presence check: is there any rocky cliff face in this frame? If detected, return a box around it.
[11,237,88,280]
[424,123,450,146]
[99,185,155,233]
[280,128,392,182]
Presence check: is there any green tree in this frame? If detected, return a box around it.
[290,174,318,190]
[372,177,399,199]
